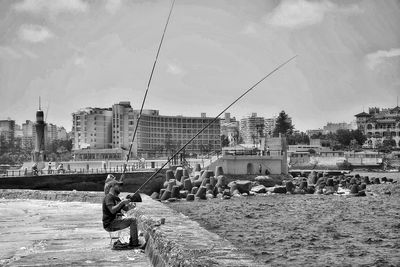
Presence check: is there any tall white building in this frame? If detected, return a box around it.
[112,101,135,150]
[240,113,265,145]
[72,108,113,150]
[0,119,15,145]
[22,120,34,149]
[46,123,58,145]
[72,102,221,159]
[134,110,220,157]
[220,113,239,141]
[264,116,277,137]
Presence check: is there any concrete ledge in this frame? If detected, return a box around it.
[131,195,259,267]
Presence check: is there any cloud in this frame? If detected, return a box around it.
[14,0,88,16]
[241,23,258,35]
[0,46,38,59]
[105,0,122,14]
[20,48,39,59]
[0,46,22,59]
[18,24,54,43]
[264,0,362,29]
[74,56,86,67]
[366,48,400,69]
[166,63,184,75]
[265,0,335,28]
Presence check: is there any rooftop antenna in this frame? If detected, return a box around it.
[39,96,41,110]
[45,102,50,122]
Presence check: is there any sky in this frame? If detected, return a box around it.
[0,0,399,132]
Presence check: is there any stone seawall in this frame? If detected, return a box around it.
[0,189,105,203]
[0,189,259,267]
[0,171,165,195]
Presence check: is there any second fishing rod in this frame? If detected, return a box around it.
[132,55,298,195]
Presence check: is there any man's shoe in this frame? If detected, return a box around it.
[112,240,131,250]
[128,242,146,250]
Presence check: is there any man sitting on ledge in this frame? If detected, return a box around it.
[102,180,142,249]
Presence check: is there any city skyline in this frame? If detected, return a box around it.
[0,0,399,132]
[0,103,362,134]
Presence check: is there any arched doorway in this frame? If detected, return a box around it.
[247,163,254,174]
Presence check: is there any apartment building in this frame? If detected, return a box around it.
[240,113,265,145]
[47,123,58,145]
[264,117,276,137]
[0,119,15,146]
[220,113,239,140]
[72,107,112,150]
[72,103,221,159]
[112,101,135,150]
[22,120,34,149]
[134,110,221,157]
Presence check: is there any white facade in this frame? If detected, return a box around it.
[240,113,265,145]
[72,108,113,150]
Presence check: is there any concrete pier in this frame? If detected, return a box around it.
[0,198,150,266]
[0,189,258,266]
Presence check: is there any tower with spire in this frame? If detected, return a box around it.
[32,97,47,166]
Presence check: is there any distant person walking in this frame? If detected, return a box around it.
[56,163,64,174]
[47,161,52,174]
[32,163,38,176]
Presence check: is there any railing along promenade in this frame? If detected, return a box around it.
[1,156,222,177]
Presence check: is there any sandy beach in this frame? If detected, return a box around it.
[167,172,400,266]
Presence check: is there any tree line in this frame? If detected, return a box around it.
[222,110,397,152]
[0,134,73,165]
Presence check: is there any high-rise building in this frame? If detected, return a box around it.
[57,126,68,140]
[112,101,135,150]
[134,110,220,157]
[46,123,58,145]
[14,124,23,139]
[220,113,239,141]
[0,119,15,143]
[22,120,34,149]
[264,116,277,137]
[355,106,400,148]
[240,113,265,145]
[0,119,15,153]
[72,107,113,149]
[72,103,221,159]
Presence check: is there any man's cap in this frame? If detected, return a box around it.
[105,174,116,184]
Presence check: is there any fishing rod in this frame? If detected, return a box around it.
[120,0,176,181]
[132,55,298,195]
